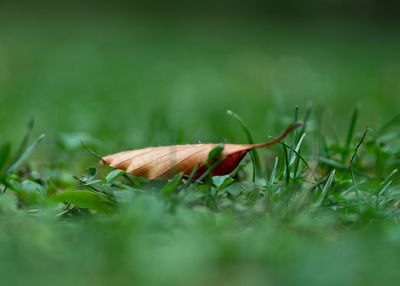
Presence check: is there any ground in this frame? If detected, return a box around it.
[1,9,400,286]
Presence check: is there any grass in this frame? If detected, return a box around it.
[1,11,400,286]
[1,105,400,285]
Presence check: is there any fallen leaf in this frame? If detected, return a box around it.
[100,122,301,180]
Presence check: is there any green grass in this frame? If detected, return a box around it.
[1,106,400,285]
[1,11,400,286]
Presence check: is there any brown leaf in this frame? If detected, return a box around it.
[100,122,301,180]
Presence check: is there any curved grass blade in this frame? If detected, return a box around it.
[269,157,279,186]
[81,140,103,160]
[379,113,400,135]
[317,169,336,205]
[292,133,306,178]
[6,134,45,174]
[227,110,261,177]
[8,118,34,169]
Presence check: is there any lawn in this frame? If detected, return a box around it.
[1,6,400,286]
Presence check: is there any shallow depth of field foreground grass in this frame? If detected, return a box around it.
[1,4,400,285]
[1,106,400,286]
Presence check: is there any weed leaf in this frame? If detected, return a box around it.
[105,170,125,183]
[51,190,115,213]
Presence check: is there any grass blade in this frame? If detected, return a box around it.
[194,156,227,186]
[288,106,299,162]
[227,110,261,177]
[81,140,103,160]
[318,170,336,204]
[181,163,200,190]
[349,126,368,167]
[282,143,290,184]
[7,118,34,169]
[379,113,400,135]
[344,106,360,160]
[292,133,306,178]
[6,134,45,173]
[290,133,306,166]
[348,126,368,202]
[376,169,398,196]
[161,172,184,195]
[298,103,311,138]
[269,157,279,186]
[276,140,315,180]
[105,169,126,183]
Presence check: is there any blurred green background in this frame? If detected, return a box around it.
[1,1,400,285]
[1,1,399,158]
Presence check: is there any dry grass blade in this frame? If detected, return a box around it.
[101,122,302,180]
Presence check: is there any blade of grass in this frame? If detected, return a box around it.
[349,126,368,167]
[81,140,103,161]
[317,169,336,205]
[342,180,366,195]
[348,126,368,202]
[330,112,341,147]
[378,181,392,198]
[7,118,34,169]
[293,133,306,179]
[375,169,398,206]
[288,106,299,163]
[319,157,348,169]
[194,156,227,187]
[6,134,45,174]
[207,143,224,163]
[269,157,279,186]
[181,163,200,190]
[379,113,400,135]
[375,180,393,207]
[377,168,398,194]
[227,110,261,177]
[282,143,290,185]
[105,169,126,184]
[275,139,316,180]
[298,103,311,140]
[344,105,360,160]
[161,172,184,195]
[249,151,256,182]
[290,133,306,166]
